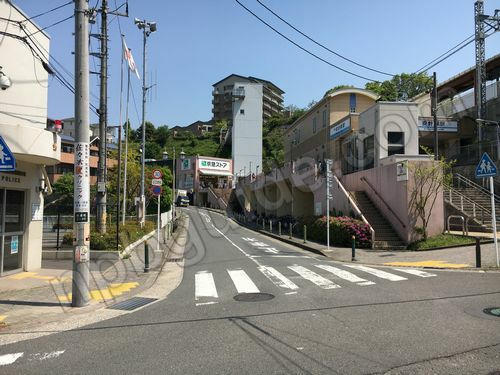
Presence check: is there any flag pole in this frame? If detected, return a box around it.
[122,60,131,224]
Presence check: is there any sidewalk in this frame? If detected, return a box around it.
[236,219,500,270]
[0,224,182,333]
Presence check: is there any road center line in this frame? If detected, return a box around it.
[211,224,262,266]
[0,352,23,366]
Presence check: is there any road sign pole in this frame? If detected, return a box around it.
[157,194,160,252]
[490,176,499,267]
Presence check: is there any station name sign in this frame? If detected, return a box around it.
[330,118,351,140]
[198,158,231,172]
[418,118,458,133]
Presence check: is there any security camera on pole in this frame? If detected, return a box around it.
[135,17,157,227]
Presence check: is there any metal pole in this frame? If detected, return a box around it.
[96,0,108,233]
[157,194,160,251]
[475,237,481,268]
[116,122,122,250]
[489,176,499,267]
[351,235,356,261]
[72,0,90,307]
[144,241,150,273]
[122,68,130,224]
[432,71,439,161]
[172,148,176,221]
[56,212,61,251]
[139,25,147,227]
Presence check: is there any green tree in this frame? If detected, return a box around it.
[408,147,454,241]
[365,72,432,101]
[145,141,161,159]
[51,173,74,209]
[155,125,170,148]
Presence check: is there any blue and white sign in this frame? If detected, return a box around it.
[330,119,351,140]
[418,118,458,133]
[0,136,15,171]
[11,235,18,254]
[476,152,497,178]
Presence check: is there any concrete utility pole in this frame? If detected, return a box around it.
[73,0,91,307]
[475,0,487,142]
[135,18,157,226]
[96,0,108,233]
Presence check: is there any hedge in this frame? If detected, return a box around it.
[61,220,155,251]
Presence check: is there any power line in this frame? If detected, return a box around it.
[27,14,74,37]
[254,0,394,77]
[21,1,73,23]
[234,0,379,82]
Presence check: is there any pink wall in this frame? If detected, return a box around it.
[343,160,444,243]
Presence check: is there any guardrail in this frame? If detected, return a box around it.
[445,187,489,225]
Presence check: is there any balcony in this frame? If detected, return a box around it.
[232,87,245,99]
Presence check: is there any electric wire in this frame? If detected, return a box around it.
[234,0,380,82]
[27,14,74,37]
[254,0,394,77]
[21,1,73,23]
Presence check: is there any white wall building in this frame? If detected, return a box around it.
[0,2,60,275]
[231,83,263,177]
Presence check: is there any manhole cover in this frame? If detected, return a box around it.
[233,292,275,302]
[483,307,500,317]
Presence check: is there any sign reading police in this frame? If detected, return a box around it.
[0,136,16,171]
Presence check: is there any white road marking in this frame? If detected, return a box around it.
[393,268,437,278]
[195,271,218,300]
[250,242,268,247]
[195,301,218,306]
[211,226,261,266]
[259,247,279,254]
[344,265,407,281]
[288,265,340,289]
[285,291,297,295]
[0,352,23,366]
[315,264,375,286]
[228,269,260,293]
[30,350,65,361]
[259,266,299,290]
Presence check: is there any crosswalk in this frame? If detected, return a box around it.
[193,264,437,306]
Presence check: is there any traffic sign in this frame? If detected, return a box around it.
[151,185,162,197]
[151,178,163,186]
[475,152,497,178]
[0,136,16,171]
[152,169,163,179]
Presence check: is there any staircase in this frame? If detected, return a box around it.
[444,173,500,232]
[351,191,406,250]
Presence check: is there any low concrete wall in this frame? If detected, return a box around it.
[42,250,120,261]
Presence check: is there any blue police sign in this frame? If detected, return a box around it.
[475,152,497,178]
[0,136,16,172]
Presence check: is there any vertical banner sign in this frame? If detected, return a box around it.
[74,142,90,262]
[325,159,333,251]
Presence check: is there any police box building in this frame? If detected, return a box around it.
[0,1,61,275]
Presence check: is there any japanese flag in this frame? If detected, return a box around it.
[122,36,140,80]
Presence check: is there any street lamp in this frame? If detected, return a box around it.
[135,17,157,227]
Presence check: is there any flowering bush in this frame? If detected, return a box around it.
[297,216,371,248]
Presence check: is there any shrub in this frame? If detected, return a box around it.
[297,215,371,248]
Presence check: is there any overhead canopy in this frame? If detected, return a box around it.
[199,169,232,177]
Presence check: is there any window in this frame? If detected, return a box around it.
[387,131,405,156]
[240,109,245,115]
[313,117,317,133]
[322,110,327,127]
[363,135,374,169]
[350,93,356,113]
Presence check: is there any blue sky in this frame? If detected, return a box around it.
[16,0,500,129]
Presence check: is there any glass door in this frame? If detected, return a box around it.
[0,189,25,275]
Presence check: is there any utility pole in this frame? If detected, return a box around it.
[432,71,439,161]
[474,1,500,149]
[135,18,157,227]
[475,0,487,145]
[73,0,91,307]
[95,0,108,233]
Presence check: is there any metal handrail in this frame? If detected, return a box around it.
[454,173,500,203]
[335,175,375,247]
[444,187,489,225]
[208,187,228,209]
[360,177,406,228]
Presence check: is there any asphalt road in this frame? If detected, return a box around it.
[1,207,500,374]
